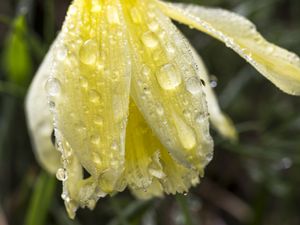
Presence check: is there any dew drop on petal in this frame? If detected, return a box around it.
[56,168,67,181]
[94,116,103,126]
[45,78,61,96]
[56,46,68,61]
[186,76,202,94]
[210,75,218,88]
[141,31,159,49]
[174,115,196,150]
[79,39,98,65]
[107,5,120,25]
[91,0,102,13]
[148,21,159,32]
[156,64,182,90]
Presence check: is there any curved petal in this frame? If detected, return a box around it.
[125,101,201,198]
[190,48,237,140]
[25,42,61,174]
[157,1,300,95]
[123,1,213,174]
[42,0,131,217]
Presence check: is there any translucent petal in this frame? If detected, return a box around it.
[43,0,131,217]
[25,44,61,174]
[190,48,237,140]
[123,1,213,174]
[125,101,201,197]
[157,1,300,95]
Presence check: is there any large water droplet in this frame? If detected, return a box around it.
[56,168,68,181]
[156,64,182,90]
[107,5,120,25]
[141,31,159,49]
[79,39,98,65]
[174,115,196,150]
[186,76,202,95]
[45,78,61,96]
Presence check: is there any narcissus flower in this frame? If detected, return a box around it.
[26,0,300,218]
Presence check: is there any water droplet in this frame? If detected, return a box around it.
[148,21,159,32]
[195,113,207,124]
[205,152,213,162]
[94,116,103,126]
[56,46,68,61]
[45,78,61,96]
[266,46,275,54]
[174,115,196,150]
[91,135,100,145]
[130,7,142,24]
[141,31,159,49]
[107,5,120,25]
[79,76,88,89]
[79,39,98,65]
[111,141,118,151]
[141,64,151,77]
[91,0,102,12]
[49,101,55,111]
[186,76,202,95]
[89,90,101,103]
[68,5,77,15]
[156,64,182,90]
[165,43,176,58]
[156,104,164,116]
[210,75,218,88]
[113,96,124,120]
[56,168,67,181]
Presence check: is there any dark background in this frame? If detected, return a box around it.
[0,0,300,225]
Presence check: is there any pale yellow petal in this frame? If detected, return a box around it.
[25,43,61,174]
[42,0,131,217]
[190,48,237,140]
[125,101,201,197]
[123,1,213,174]
[157,1,300,95]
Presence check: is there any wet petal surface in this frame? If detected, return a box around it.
[157,1,300,95]
[123,1,213,174]
[44,0,131,217]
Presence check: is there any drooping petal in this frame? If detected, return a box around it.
[43,0,131,217]
[125,101,201,198]
[190,48,237,140]
[123,1,213,176]
[25,44,61,174]
[157,1,300,95]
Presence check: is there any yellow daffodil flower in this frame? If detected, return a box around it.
[25,0,300,218]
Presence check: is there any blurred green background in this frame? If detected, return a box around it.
[0,0,300,225]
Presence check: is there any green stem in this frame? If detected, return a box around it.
[176,195,194,225]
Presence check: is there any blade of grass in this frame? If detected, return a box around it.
[24,171,56,225]
[176,195,194,225]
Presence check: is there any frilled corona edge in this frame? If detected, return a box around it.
[25,0,300,219]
